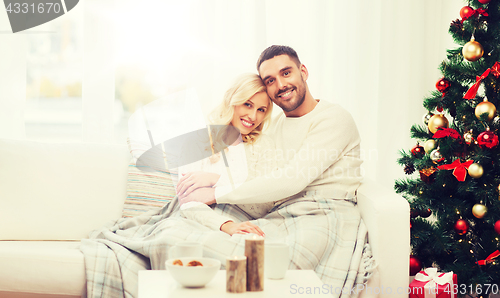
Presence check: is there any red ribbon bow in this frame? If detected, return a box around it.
[433,128,462,141]
[464,68,491,99]
[475,8,489,17]
[491,62,500,78]
[476,250,500,266]
[462,7,489,23]
[437,159,474,182]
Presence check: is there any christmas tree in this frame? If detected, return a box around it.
[396,0,500,294]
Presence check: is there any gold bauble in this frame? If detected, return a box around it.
[472,203,488,218]
[468,163,484,178]
[475,100,497,121]
[428,114,449,134]
[462,39,484,62]
[424,139,437,154]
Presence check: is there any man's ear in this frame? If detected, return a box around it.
[300,64,309,81]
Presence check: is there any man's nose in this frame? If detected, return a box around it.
[276,77,286,89]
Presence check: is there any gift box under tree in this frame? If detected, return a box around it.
[409,268,457,298]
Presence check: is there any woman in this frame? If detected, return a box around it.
[175,73,277,237]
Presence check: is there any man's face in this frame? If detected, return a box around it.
[258,54,307,113]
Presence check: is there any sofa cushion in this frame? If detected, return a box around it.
[122,138,177,218]
[0,241,84,297]
[0,139,130,240]
[122,161,177,217]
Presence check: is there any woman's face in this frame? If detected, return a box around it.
[231,92,270,135]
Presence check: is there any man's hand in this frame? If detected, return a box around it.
[220,221,265,236]
[178,187,216,205]
[176,171,220,197]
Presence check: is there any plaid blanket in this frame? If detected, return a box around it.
[79,193,377,298]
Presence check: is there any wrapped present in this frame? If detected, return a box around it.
[409,268,457,298]
[419,167,437,184]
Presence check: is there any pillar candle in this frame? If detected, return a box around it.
[226,256,247,293]
[245,235,264,291]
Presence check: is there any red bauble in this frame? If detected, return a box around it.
[436,78,451,93]
[454,219,469,235]
[410,255,422,276]
[478,0,491,4]
[420,208,432,218]
[411,145,425,158]
[410,208,419,218]
[460,6,475,19]
[477,131,499,149]
[495,220,500,234]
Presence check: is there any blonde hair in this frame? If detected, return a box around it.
[207,73,273,162]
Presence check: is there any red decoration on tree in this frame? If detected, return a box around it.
[460,6,488,23]
[410,255,422,276]
[494,220,500,234]
[420,208,432,218]
[475,7,489,17]
[461,7,489,23]
[410,208,419,218]
[411,144,425,158]
[476,250,500,266]
[436,78,451,93]
[478,0,491,4]
[433,127,462,141]
[454,219,469,235]
[460,6,475,19]
[463,68,491,99]
[437,159,474,182]
[477,131,499,148]
[491,62,500,78]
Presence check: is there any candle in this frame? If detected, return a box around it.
[226,256,247,293]
[245,235,264,291]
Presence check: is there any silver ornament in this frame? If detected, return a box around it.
[464,132,473,144]
[430,149,444,163]
[492,116,500,128]
[423,112,434,126]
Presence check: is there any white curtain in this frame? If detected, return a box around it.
[0,0,466,188]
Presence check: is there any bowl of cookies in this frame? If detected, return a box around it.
[165,257,221,287]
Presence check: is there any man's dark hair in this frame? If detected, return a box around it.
[256,45,301,71]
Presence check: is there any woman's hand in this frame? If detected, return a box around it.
[178,187,216,205]
[176,171,220,197]
[220,221,265,237]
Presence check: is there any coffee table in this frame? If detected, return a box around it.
[138,269,330,297]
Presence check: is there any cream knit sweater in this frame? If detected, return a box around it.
[215,100,363,204]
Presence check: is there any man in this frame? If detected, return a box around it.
[179,45,363,206]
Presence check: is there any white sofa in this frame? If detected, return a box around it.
[0,138,410,298]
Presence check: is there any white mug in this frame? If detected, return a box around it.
[169,241,203,259]
[264,242,289,279]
